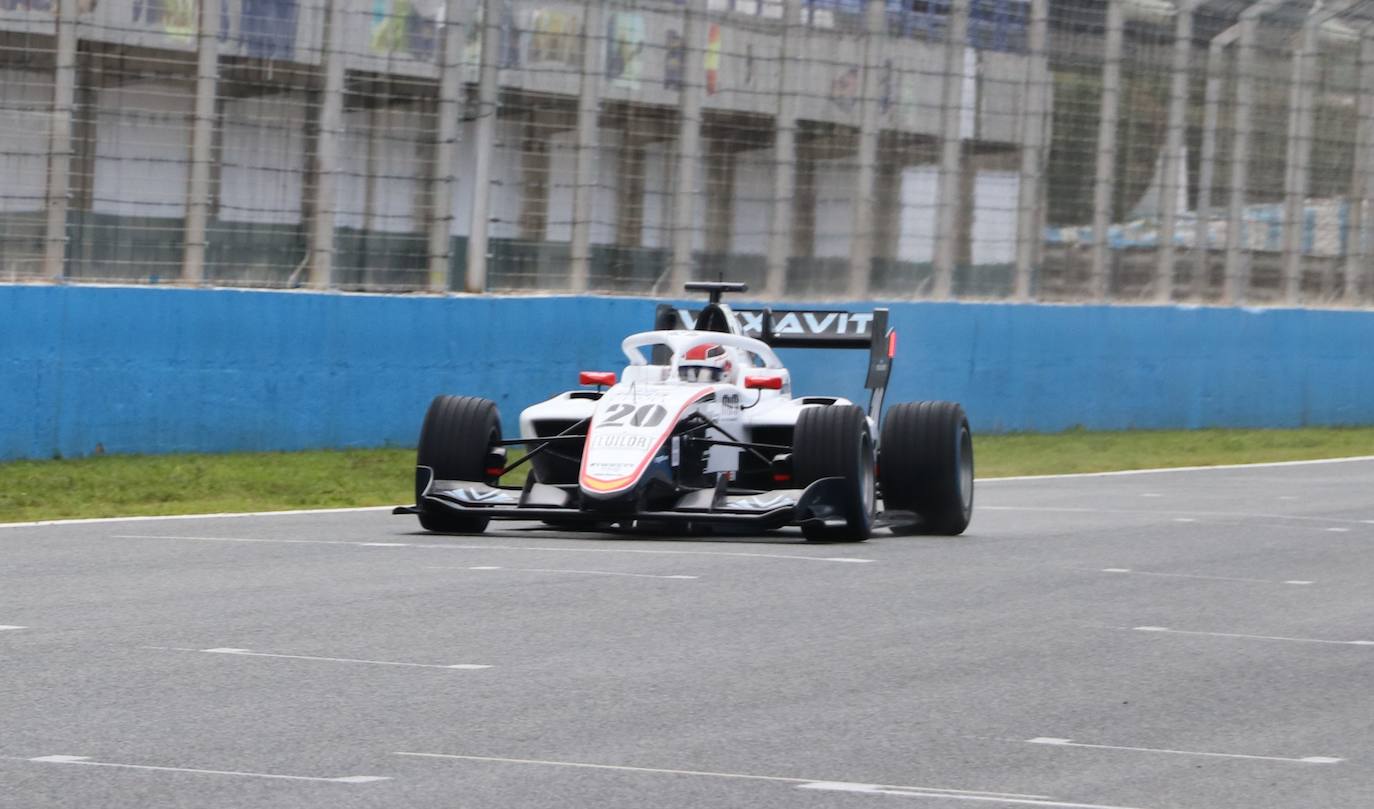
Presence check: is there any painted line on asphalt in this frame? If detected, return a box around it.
[1091,568,1313,585]
[144,646,490,670]
[1024,737,1342,765]
[981,505,1373,527]
[11,755,389,783]
[0,625,26,631]
[1128,626,1374,647]
[425,565,699,580]
[0,506,393,530]
[392,752,1052,801]
[797,782,1155,809]
[112,535,873,563]
[979,455,1374,482]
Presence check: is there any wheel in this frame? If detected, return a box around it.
[879,401,973,536]
[415,395,500,533]
[791,404,876,543]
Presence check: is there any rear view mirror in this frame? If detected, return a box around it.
[744,375,783,390]
[579,371,616,386]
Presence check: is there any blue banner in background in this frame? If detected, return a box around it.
[2,286,1372,460]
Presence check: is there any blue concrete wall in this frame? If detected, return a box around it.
[3,285,1373,460]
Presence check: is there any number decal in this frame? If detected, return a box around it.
[630,404,668,428]
[600,403,669,428]
[600,404,635,426]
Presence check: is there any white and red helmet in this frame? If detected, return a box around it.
[679,343,733,383]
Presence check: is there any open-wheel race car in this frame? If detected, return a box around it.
[395,282,973,542]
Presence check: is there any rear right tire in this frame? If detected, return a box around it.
[415,395,501,533]
[879,401,973,536]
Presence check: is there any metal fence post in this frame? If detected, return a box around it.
[42,0,78,281]
[1014,0,1048,301]
[309,0,346,289]
[668,0,707,293]
[1349,29,1374,306]
[1089,0,1124,301]
[932,0,970,299]
[182,0,221,285]
[465,0,501,294]
[764,0,802,298]
[1154,0,1193,304]
[847,0,885,299]
[569,0,604,292]
[426,0,465,293]
[1280,7,1321,305]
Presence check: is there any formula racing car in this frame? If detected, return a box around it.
[395,282,973,542]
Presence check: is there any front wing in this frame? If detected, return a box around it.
[393,467,863,531]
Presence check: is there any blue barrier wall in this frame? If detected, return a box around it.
[3,285,1373,460]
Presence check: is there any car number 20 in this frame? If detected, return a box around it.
[599,404,669,428]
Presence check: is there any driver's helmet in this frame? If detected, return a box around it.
[679,344,733,383]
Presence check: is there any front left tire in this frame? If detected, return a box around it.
[791,404,876,543]
[415,395,500,533]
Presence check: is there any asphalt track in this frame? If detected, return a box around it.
[3,458,1374,809]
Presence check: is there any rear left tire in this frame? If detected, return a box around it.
[878,401,973,536]
[415,395,500,533]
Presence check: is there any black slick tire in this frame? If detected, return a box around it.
[791,404,876,543]
[415,395,500,533]
[879,401,973,536]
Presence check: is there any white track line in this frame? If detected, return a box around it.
[0,625,26,631]
[797,782,1156,809]
[1127,626,1374,647]
[1024,738,1341,765]
[392,752,1051,800]
[111,535,872,563]
[1091,568,1312,585]
[426,565,698,580]
[0,506,392,529]
[979,454,1374,482]
[145,646,489,670]
[981,505,1373,527]
[12,755,389,783]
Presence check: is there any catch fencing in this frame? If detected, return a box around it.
[2,0,1373,305]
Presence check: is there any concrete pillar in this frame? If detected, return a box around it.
[1347,31,1374,305]
[932,0,970,299]
[1154,1,1194,304]
[668,0,708,292]
[569,0,604,291]
[847,0,886,299]
[465,0,502,293]
[1089,0,1124,301]
[181,0,220,284]
[764,0,802,298]
[426,0,465,292]
[1192,38,1227,299]
[1281,9,1321,305]
[308,0,347,288]
[1014,0,1049,300]
[42,0,78,280]
[1224,14,1262,305]
[705,136,736,254]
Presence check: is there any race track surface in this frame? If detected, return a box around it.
[3,458,1374,809]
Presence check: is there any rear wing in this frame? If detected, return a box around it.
[653,303,897,422]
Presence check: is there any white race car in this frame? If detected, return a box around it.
[396,282,973,542]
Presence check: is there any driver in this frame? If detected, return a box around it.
[678,344,733,383]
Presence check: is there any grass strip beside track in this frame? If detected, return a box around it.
[3,427,1374,523]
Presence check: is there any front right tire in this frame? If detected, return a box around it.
[415,395,501,533]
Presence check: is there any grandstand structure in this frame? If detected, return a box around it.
[1,0,1372,305]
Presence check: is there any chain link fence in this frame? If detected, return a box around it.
[2,0,1372,305]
